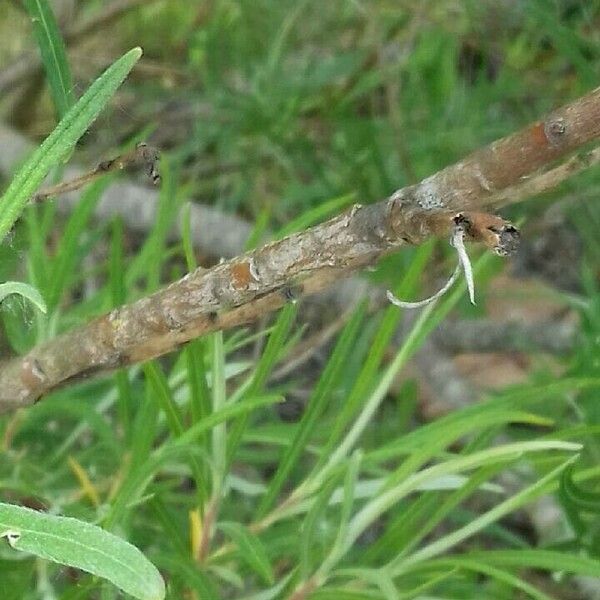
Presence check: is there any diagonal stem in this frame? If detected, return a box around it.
[2,83,600,411]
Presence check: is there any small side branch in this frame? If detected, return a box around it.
[33,143,161,201]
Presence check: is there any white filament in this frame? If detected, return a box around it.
[386,224,476,309]
[451,224,476,305]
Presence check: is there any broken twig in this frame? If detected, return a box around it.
[386,211,520,308]
[33,143,160,202]
[1,83,600,410]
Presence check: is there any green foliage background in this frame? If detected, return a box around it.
[2,0,600,598]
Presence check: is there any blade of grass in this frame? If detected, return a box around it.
[144,362,184,437]
[295,298,441,502]
[366,378,593,463]
[144,361,208,509]
[256,302,366,518]
[334,567,399,600]
[211,331,227,496]
[110,217,134,440]
[315,242,434,470]
[300,473,342,580]
[227,302,297,464]
[330,450,362,566]
[275,193,356,238]
[317,442,580,579]
[23,0,74,118]
[381,462,513,564]
[46,179,106,311]
[105,395,284,528]
[459,548,600,578]
[185,338,211,507]
[415,559,554,600]
[181,202,211,498]
[217,522,274,585]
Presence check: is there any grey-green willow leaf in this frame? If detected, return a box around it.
[0,281,47,313]
[0,502,165,600]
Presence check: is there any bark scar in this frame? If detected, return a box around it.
[454,212,520,256]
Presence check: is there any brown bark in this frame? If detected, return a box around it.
[2,85,600,411]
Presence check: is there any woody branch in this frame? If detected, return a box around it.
[2,84,600,411]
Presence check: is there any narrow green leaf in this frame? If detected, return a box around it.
[315,242,434,470]
[257,303,365,517]
[227,302,297,463]
[311,589,381,600]
[211,331,227,493]
[106,395,283,528]
[393,462,513,561]
[246,303,298,395]
[144,361,207,509]
[186,339,211,427]
[46,178,105,310]
[144,362,184,438]
[300,473,342,579]
[276,193,355,239]
[458,548,600,579]
[389,566,455,599]
[334,567,399,600]
[185,338,211,505]
[416,558,554,600]
[209,564,245,589]
[24,201,53,293]
[319,441,580,577]
[301,287,476,500]
[236,573,294,600]
[392,456,579,575]
[331,450,362,560]
[149,497,189,558]
[369,407,552,464]
[218,522,274,585]
[560,464,600,513]
[110,217,133,438]
[0,47,142,243]
[0,281,47,313]
[379,411,549,497]
[171,394,284,449]
[23,0,74,118]
[129,377,160,472]
[0,502,165,600]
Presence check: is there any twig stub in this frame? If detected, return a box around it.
[34,142,161,203]
[454,212,520,256]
